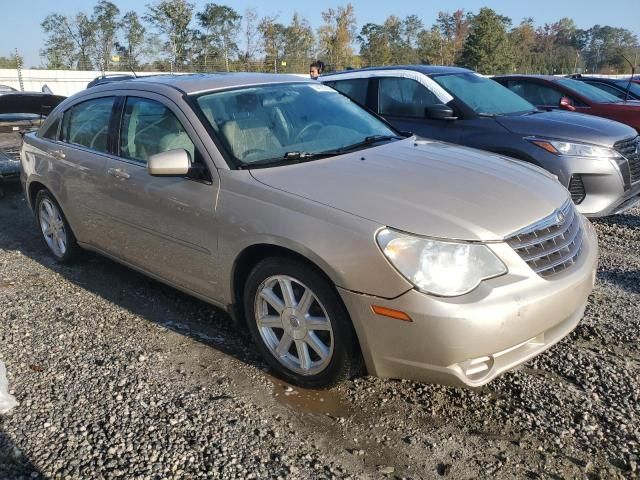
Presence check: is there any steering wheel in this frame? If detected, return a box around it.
[294,122,324,143]
[242,148,267,161]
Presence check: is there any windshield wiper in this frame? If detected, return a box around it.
[328,134,404,154]
[238,150,338,169]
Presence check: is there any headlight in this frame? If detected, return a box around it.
[528,138,622,159]
[376,228,507,297]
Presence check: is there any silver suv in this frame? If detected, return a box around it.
[21,74,598,388]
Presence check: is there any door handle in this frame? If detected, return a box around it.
[108,168,131,180]
[52,149,66,159]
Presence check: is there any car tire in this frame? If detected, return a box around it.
[35,189,81,264]
[244,256,361,389]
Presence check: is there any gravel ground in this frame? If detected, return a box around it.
[0,182,638,479]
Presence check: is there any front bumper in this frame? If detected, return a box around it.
[339,218,598,387]
[545,153,640,217]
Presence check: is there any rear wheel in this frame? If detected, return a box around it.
[244,257,360,388]
[35,190,80,263]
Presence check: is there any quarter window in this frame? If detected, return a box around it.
[62,97,115,153]
[41,116,61,140]
[378,77,441,117]
[119,97,195,164]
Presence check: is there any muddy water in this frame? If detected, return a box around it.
[266,375,352,417]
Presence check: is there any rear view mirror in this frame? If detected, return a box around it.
[425,104,457,120]
[148,149,191,177]
[559,96,576,112]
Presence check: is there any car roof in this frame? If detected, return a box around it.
[95,72,312,94]
[322,65,473,78]
[494,74,560,82]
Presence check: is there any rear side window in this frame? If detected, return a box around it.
[61,97,115,153]
[119,97,195,165]
[378,77,440,117]
[40,117,61,140]
[326,79,369,106]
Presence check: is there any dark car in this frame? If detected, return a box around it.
[568,75,640,101]
[320,66,640,217]
[0,93,65,193]
[494,75,640,132]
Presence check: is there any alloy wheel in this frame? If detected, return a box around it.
[39,198,68,258]
[254,275,334,376]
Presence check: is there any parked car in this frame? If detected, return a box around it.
[568,75,640,101]
[0,92,65,194]
[321,66,640,216]
[493,74,640,132]
[21,74,598,388]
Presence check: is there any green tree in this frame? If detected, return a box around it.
[40,12,94,70]
[196,3,241,72]
[283,13,315,72]
[144,0,194,71]
[118,11,147,69]
[91,1,121,73]
[318,4,357,71]
[259,15,286,73]
[0,55,18,69]
[358,23,392,66]
[460,8,513,73]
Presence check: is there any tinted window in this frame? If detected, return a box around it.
[326,79,369,106]
[62,97,115,153]
[506,80,564,106]
[119,97,195,164]
[556,78,621,103]
[614,80,640,97]
[41,117,60,140]
[379,78,441,117]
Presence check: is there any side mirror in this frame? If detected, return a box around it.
[148,149,191,177]
[559,96,576,111]
[425,104,457,120]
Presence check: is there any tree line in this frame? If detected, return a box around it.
[23,1,640,74]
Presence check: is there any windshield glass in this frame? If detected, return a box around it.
[614,80,640,97]
[432,73,536,115]
[195,82,397,166]
[556,78,621,103]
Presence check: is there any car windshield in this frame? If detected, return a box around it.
[556,78,622,103]
[432,72,536,116]
[614,80,640,97]
[195,82,398,167]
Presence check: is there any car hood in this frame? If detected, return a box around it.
[495,110,636,146]
[250,138,569,241]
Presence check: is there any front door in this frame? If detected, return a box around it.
[97,94,221,299]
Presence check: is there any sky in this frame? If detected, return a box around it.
[4,0,640,67]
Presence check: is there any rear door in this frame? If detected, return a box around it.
[97,92,221,298]
[56,95,117,244]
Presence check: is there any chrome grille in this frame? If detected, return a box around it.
[614,136,640,184]
[506,200,583,278]
[0,146,20,161]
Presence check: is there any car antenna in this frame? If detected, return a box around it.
[621,54,634,103]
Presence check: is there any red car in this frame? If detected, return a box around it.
[494,75,640,132]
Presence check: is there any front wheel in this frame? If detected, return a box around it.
[244,257,361,388]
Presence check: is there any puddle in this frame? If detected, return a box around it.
[266,374,352,417]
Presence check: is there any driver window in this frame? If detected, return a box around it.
[379,77,440,117]
[508,81,562,107]
[119,97,195,165]
[61,97,115,153]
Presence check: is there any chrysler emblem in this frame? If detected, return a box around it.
[556,211,566,224]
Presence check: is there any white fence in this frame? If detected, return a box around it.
[0,69,165,97]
